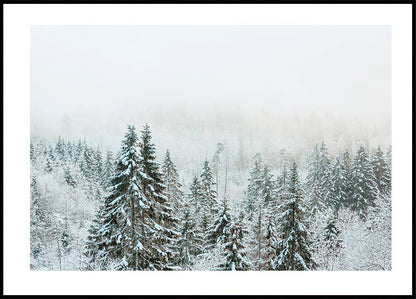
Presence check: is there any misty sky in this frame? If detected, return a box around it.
[30,25,391,164]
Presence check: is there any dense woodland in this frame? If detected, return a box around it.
[30,124,391,271]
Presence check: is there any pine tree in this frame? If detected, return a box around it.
[102,150,115,187]
[323,215,342,256]
[260,209,278,270]
[30,174,52,269]
[350,145,379,220]
[342,149,353,208]
[205,197,232,251]
[259,164,275,208]
[306,183,325,222]
[139,124,178,269]
[306,142,331,200]
[271,162,316,271]
[162,149,184,213]
[218,223,250,271]
[200,159,217,218]
[385,146,392,194]
[370,147,391,195]
[176,199,203,270]
[94,125,154,270]
[275,164,290,207]
[326,156,348,214]
[243,154,263,221]
[84,197,109,270]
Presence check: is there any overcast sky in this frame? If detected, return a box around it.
[30,25,391,161]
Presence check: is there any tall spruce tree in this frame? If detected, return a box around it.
[370,147,391,195]
[95,125,153,270]
[326,156,348,214]
[217,222,250,271]
[244,154,263,221]
[176,199,203,270]
[139,124,178,269]
[162,149,183,213]
[200,160,217,219]
[271,162,316,271]
[205,197,232,251]
[350,145,378,220]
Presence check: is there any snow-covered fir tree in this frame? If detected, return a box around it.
[243,153,263,221]
[93,125,153,270]
[306,184,325,222]
[217,222,250,271]
[305,142,331,201]
[370,147,391,195]
[326,155,348,214]
[176,199,203,270]
[271,161,316,271]
[205,196,232,251]
[162,149,184,214]
[200,159,217,218]
[350,145,378,220]
[138,124,179,269]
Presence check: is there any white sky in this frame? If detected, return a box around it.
[30,25,391,158]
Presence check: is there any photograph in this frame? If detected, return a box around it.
[29,25,392,272]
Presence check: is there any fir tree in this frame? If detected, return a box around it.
[218,223,250,271]
[243,153,263,221]
[94,125,154,270]
[139,124,178,269]
[205,197,232,251]
[259,163,275,208]
[342,149,353,208]
[370,147,391,195]
[271,162,316,271]
[102,150,115,187]
[306,183,325,223]
[260,209,278,270]
[200,159,217,217]
[350,145,379,220]
[306,142,331,200]
[162,149,184,213]
[326,156,348,214]
[176,199,203,270]
[323,215,342,256]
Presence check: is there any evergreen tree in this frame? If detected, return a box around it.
[218,223,250,271]
[30,174,52,269]
[84,197,109,270]
[326,156,348,214]
[306,142,331,200]
[139,124,178,269]
[323,215,342,256]
[259,163,275,208]
[385,146,392,194]
[350,145,378,220]
[94,125,154,270]
[162,149,184,213]
[200,159,217,217]
[176,199,203,270]
[102,150,115,187]
[205,197,232,251]
[275,164,290,208]
[243,154,263,221]
[370,147,391,195]
[271,162,316,271]
[342,149,353,208]
[306,183,325,222]
[260,209,278,270]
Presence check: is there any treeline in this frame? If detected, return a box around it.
[30,124,391,271]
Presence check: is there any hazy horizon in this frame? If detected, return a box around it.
[31,25,391,165]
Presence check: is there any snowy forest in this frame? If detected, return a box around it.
[30,123,392,271]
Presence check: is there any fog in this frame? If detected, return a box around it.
[30,25,391,168]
